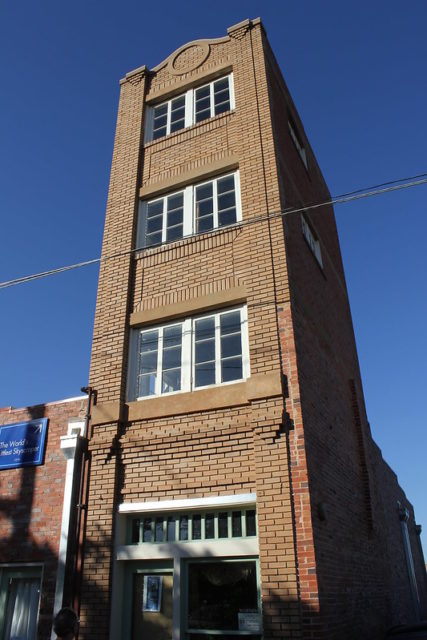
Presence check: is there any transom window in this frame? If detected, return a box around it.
[128,306,249,401]
[145,74,234,142]
[138,171,241,248]
[130,508,257,544]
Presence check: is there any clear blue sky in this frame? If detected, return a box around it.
[1,1,426,552]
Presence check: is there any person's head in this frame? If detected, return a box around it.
[52,607,79,639]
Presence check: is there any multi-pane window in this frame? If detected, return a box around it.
[194,309,243,388]
[195,174,237,234]
[129,306,249,401]
[301,214,323,267]
[152,95,187,140]
[194,76,232,122]
[288,117,308,169]
[138,172,241,248]
[144,192,185,246]
[130,508,257,544]
[0,567,41,640]
[136,323,183,397]
[145,74,234,142]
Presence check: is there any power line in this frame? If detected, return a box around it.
[1,173,427,290]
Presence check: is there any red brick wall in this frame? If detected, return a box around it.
[0,398,86,639]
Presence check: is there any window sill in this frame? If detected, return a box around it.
[127,371,282,420]
[90,372,282,425]
[128,381,248,420]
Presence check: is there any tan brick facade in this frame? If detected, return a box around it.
[82,18,427,640]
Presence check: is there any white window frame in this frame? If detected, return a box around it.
[301,214,323,267]
[144,73,234,143]
[192,306,248,391]
[137,171,241,249]
[127,305,250,402]
[133,321,189,399]
[193,74,235,123]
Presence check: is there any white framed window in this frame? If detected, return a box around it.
[194,75,234,123]
[301,214,323,267]
[144,73,235,142]
[0,566,42,640]
[288,117,308,169]
[127,306,249,401]
[137,171,241,248]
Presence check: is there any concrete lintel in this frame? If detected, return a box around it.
[139,154,239,200]
[130,285,247,327]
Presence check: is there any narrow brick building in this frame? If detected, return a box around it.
[81,18,427,640]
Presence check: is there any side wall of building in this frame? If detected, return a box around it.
[264,32,427,639]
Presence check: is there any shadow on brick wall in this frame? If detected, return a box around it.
[78,534,325,640]
[0,403,91,640]
[0,404,60,638]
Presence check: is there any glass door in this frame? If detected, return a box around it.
[132,571,173,640]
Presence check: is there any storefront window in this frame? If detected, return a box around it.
[186,560,261,637]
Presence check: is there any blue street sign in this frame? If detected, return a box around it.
[0,418,48,470]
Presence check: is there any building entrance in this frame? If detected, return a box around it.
[132,571,173,640]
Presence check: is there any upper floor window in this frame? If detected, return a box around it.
[194,76,232,122]
[288,116,307,169]
[127,306,249,401]
[152,94,186,140]
[145,73,234,142]
[302,214,322,267]
[137,171,241,249]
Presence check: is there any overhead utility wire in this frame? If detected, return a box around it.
[1,173,427,291]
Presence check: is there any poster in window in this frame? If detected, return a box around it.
[143,575,163,612]
[238,610,261,632]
